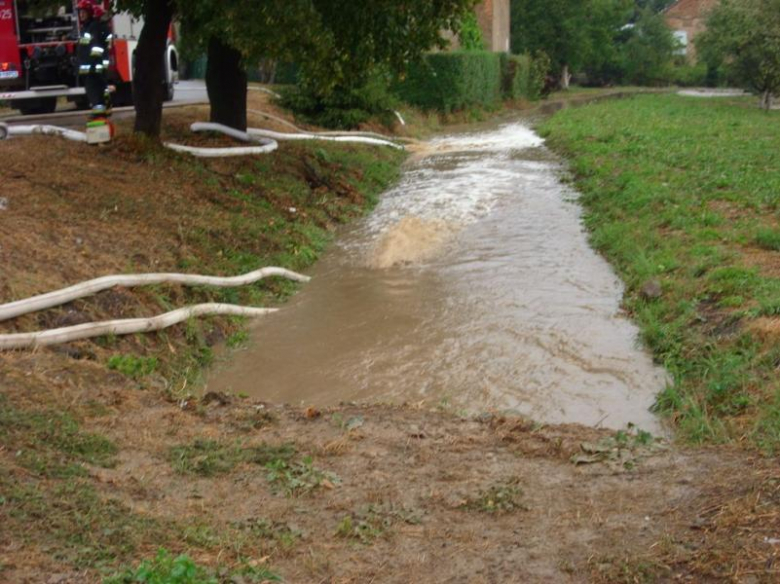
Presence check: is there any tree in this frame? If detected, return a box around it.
[122,0,175,137]
[621,8,677,85]
[511,0,632,89]
[698,0,780,110]
[182,0,478,130]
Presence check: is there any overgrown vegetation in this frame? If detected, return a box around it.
[540,94,780,448]
[396,51,503,113]
[279,71,399,129]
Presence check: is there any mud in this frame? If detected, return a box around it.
[206,120,669,434]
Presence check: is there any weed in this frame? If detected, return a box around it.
[461,478,527,514]
[233,518,303,551]
[169,439,245,477]
[264,456,339,497]
[572,425,663,469]
[107,354,158,379]
[329,413,364,432]
[105,549,217,584]
[226,329,249,348]
[335,504,422,544]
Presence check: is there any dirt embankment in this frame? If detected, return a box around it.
[0,99,778,583]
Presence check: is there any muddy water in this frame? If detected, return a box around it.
[205,120,669,433]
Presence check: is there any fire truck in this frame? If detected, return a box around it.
[0,0,178,115]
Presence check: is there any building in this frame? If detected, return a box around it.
[476,0,511,53]
[664,0,719,61]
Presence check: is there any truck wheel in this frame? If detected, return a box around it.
[15,97,57,116]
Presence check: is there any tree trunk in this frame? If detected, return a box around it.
[760,90,773,111]
[133,0,174,137]
[560,64,571,90]
[206,36,248,131]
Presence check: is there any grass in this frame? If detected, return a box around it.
[1,475,163,570]
[168,439,337,496]
[107,354,159,379]
[540,94,780,449]
[169,439,296,477]
[0,120,406,581]
[0,395,117,479]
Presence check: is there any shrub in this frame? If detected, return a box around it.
[396,51,503,113]
[669,63,708,87]
[280,71,399,129]
[502,52,548,101]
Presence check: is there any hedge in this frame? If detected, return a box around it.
[501,53,546,101]
[396,51,503,113]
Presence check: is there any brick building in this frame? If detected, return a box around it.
[664,0,719,61]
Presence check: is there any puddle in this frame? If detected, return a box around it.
[205,119,669,434]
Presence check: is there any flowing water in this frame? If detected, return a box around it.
[205,119,669,434]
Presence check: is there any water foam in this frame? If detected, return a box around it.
[355,122,546,260]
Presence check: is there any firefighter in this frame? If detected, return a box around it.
[76,1,111,116]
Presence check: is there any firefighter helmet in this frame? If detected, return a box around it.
[76,0,94,13]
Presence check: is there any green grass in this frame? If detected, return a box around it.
[0,396,117,478]
[1,475,163,570]
[540,94,780,449]
[169,439,296,477]
[107,354,159,379]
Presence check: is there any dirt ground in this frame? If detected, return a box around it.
[0,98,779,583]
[2,355,778,583]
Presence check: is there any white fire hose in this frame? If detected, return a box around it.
[0,267,309,350]
[0,123,86,142]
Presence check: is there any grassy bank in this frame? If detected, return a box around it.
[0,104,404,580]
[540,94,780,449]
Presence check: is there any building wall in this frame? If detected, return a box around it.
[475,0,511,52]
[664,0,719,61]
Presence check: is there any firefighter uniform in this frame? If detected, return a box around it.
[76,2,111,114]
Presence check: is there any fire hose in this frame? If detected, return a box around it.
[0,267,309,350]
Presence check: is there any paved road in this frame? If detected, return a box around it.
[170,79,208,104]
[0,80,208,127]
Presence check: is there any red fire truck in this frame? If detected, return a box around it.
[0,0,178,115]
